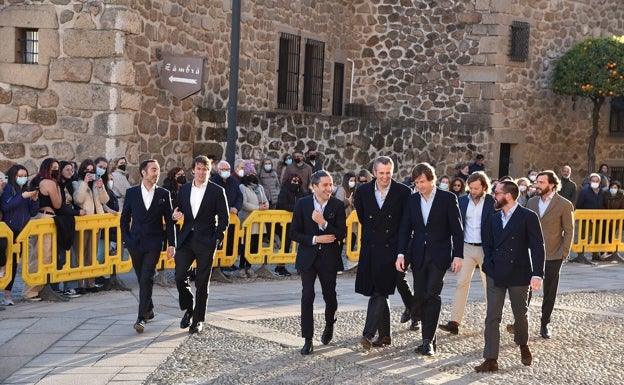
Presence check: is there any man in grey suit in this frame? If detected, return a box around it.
[475,180,545,372]
[526,170,574,339]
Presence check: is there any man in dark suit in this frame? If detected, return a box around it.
[439,171,496,335]
[290,170,346,355]
[121,159,176,333]
[355,156,411,350]
[475,180,545,372]
[172,156,229,334]
[396,162,463,356]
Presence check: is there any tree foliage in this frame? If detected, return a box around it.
[552,36,624,173]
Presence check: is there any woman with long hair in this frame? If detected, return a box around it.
[162,166,186,207]
[0,165,39,305]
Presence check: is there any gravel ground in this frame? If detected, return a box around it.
[145,289,624,385]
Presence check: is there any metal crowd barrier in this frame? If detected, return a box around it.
[240,210,297,265]
[570,209,624,263]
[0,222,15,289]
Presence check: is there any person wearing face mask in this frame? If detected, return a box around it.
[280,153,294,181]
[209,160,243,282]
[305,149,322,173]
[0,164,39,306]
[516,177,531,207]
[232,159,247,183]
[282,150,313,193]
[575,173,605,262]
[163,167,186,207]
[437,175,451,191]
[24,158,64,301]
[258,157,280,210]
[110,156,132,209]
[558,165,577,204]
[275,173,306,276]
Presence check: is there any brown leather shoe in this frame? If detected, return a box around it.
[438,321,459,334]
[506,323,515,334]
[520,345,532,366]
[474,359,499,372]
[360,334,373,350]
[372,336,391,347]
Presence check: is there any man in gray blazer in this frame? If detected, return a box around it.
[526,170,574,339]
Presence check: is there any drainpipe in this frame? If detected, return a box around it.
[346,58,355,104]
[226,0,241,165]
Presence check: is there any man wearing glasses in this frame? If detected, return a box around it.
[475,180,545,372]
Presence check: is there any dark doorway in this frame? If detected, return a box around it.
[499,143,511,178]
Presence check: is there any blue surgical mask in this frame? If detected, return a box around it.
[263,164,272,172]
[610,188,618,195]
[220,171,231,179]
[16,176,28,186]
[96,166,106,176]
[439,182,449,191]
[285,158,293,166]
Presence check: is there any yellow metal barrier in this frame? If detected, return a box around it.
[571,209,624,254]
[15,214,130,286]
[240,210,298,265]
[155,215,241,269]
[0,222,15,290]
[345,210,361,262]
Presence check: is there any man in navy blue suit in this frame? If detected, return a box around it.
[290,170,346,355]
[172,156,229,334]
[396,162,463,356]
[475,180,545,372]
[439,171,496,335]
[121,159,176,333]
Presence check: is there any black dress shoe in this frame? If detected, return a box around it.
[540,324,551,339]
[133,319,146,333]
[321,324,334,345]
[438,321,459,335]
[180,310,193,329]
[400,307,411,323]
[410,319,421,331]
[301,338,313,355]
[189,321,204,334]
[415,339,436,356]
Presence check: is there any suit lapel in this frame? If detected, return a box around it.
[541,194,558,219]
[496,207,523,246]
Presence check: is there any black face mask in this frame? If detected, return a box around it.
[50,170,60,180]
[308,155,316,161]
[295,158,303,164]
[289,183,301,192]
[247,176,259,185]
[118,164,127,171]
[176,175,186,184]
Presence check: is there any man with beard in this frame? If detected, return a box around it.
[282,150,313,193]
[558,165,577,204]
[526,170,574,339]
[475,180,545,372]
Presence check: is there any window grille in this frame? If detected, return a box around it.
[609,97,624,137]
[303,39,325,113]
[18,29,39,64]
[509,21,530,62]
[277,33,301,110]
[332,62,345,116]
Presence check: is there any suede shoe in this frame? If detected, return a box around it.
[438,321,459,335]
[133,319,146,333]
[360,334,373,350]
[474,359,499,372]
[520,344,532,366]
[372,336,391,347]
[506,323,515,334]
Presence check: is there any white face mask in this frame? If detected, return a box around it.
[519,185,527,192]
[610,188,618,195]
[439,182,449,191]
[96,166,106,176]
[528,175,537,182]
[348,181,356,188]
[263,164,272,172]
[590,182,600,189]
[237,169,245,178]
[16,176,28,186]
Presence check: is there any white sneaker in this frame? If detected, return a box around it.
[62,289,81,299]
[0,298,14,306]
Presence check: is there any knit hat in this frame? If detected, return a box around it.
[243,161,257,176]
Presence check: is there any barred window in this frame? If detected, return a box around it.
[18,29,39,64]
[609,97,624,137]
[509,21,530,62]
[332,62,345,116]
[303,39,325,113]
[277,33,301,110]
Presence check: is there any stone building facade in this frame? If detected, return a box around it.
[0,0,622,183]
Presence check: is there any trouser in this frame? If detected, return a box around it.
[175,233,216,323]
[300,253,338,339]
[483,276,530,359]
[412,250,446,343]
[450,243,487,323]
[396,270,420,321]
[129,247,160,320]
[363,292,390,338]
[527,258,564,325]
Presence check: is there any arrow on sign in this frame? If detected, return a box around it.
[169,75,197,84]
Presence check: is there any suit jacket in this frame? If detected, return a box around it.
[458,193,496,242]
[290,194,346,272]
[482,204,545,287]
[120,185,176,253]
[175,181,230,250]
[398,188,464,271]
[354,179,411,296]
[526,193,574,261]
